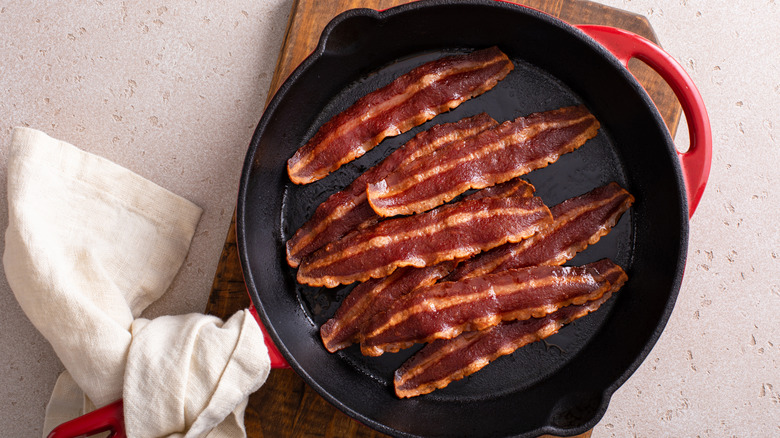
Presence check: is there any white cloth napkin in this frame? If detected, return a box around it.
[4,127,270,437]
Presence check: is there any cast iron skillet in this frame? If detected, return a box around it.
[237,1,711,437]
[44,2,711,438]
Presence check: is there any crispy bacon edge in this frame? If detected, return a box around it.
[287,47,514,184]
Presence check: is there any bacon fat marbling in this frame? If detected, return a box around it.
[286,114,498,268]
[320,262,456,353]
[318,178,535,352]
[448,182,634,281]
[360,259,624,356]
[366,105,600,216]
[297,192,552,288]
[286,47,514,184]
[389,184,633,396]
[393,261,627,397]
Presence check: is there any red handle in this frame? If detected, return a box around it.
[249,303,290,369]
[576,25,712,218]
[47,399,125,438]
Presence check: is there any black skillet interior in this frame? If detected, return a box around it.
[237,1,688,437]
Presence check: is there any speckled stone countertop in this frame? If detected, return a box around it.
[1,1,777,436]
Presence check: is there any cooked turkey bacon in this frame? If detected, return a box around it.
[367,105,600,216]
[448,182,634,281]
[360,259,623,356]
[286,47,514,184]
[393,261,627,398]
[297,194,552,288]
[318,178,535,352]
[286,114,498,268]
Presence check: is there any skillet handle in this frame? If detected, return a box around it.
[46,307,286,438]
[576,25,712,218]
[47,399,125,438]
[249,303,291,369]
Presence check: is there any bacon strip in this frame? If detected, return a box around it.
[360,259,624,356]
[367,105,601,216]
[286,114,498,267]
[461,176,535,201]
[448,182,634,281]
[287,47,514,184]
[393,262,627,398]
[320,262,455,353]
[297,193,552,288]
[319,178,535,352]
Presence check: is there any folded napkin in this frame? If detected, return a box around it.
[4,127,270,437]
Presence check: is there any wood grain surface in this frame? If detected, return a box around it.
[205,1,682,437]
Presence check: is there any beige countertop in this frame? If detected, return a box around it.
[1,1,777,436]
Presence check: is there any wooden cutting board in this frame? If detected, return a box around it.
[205,1,682,436]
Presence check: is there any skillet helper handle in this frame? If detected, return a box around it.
[576,25,712,218]
[47,399,125,438]
[249,303,290,369]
